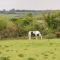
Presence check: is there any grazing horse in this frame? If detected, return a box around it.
[28,31,42,40]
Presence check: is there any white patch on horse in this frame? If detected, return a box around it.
[28,31,42,40]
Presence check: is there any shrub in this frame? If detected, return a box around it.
[45,33,56,39]
[0,20,7,30]
[55,32,60,38]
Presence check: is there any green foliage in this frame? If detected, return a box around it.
[42,12,60,30]
[0,11,60,39]
[0,20,7,30]
[15,13,34,31]
[45,33,56,39]
[11,18,18,22]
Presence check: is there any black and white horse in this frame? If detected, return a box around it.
[28,31,42,40]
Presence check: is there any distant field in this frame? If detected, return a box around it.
[0,14,24,18]
[0,39,60,60]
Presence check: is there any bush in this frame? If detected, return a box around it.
[0,20,7,30]
[55,32,60,38]
[45,33,56,39]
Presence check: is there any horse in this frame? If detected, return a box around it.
[28,31,42,40]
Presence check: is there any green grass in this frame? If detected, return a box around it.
[0,39,60,60]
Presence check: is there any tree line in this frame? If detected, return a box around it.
[0,11,60,39]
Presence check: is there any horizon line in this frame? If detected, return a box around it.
[0,9,60,11]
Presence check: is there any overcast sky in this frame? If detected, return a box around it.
[0,0,60,10]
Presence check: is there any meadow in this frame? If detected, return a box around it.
[0,39,60,60]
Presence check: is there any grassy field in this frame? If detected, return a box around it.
[0,39,60,60]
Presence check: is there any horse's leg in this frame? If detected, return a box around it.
[28,32,31,40]
[39,34,42,40]
[28,34,30,40]
[35,34,37,40]
[41,36,42,40]
[29,34,31,40]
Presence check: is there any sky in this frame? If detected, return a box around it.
[0,0,60,10]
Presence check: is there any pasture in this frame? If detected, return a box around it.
[0,39,60,60]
